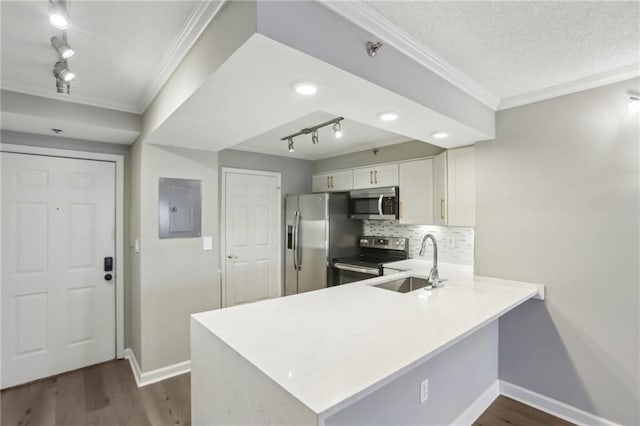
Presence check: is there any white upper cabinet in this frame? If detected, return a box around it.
[353,163,399,189]
[433,147,475,227]
[433,151,448,226]
[311,170,353,193]
[447,147,475,227]
[399,159,433,225]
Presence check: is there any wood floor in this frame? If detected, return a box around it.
[2,360,573,426]
[473,395,574,426]
[1,360,189,426]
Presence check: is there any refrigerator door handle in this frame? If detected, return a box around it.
[377,194,384,217]
[294,211,302,270]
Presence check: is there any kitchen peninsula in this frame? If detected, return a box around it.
[191,262,544,425]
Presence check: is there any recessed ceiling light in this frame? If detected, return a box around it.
[431,131,448,139]
[378,112,398,122]
[293,83,317,96]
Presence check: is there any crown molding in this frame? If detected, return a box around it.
[0,83,142,114]
[498,63,640,110]
[136,0,227,113]
[318,0,500,110]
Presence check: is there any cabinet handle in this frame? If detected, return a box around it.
[374,170,378,184]
[330,176,334,188]
[327,176,330,189]
[400,201,403,219]
[440,199,445,220]
[370,171,373,184]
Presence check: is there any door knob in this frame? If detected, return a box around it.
[227,254,238,259]
[104,273,113,281]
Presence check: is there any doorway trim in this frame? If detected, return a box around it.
[220,167,282,308]
[0,143,126,359]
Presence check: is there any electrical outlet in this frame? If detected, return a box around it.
[420,379,429,403]
[447,236,456,249]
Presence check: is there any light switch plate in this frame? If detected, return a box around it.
[203,236,213,251]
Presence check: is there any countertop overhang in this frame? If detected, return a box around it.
[192,261,542,418]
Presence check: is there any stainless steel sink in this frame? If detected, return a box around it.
[373,276,432,293]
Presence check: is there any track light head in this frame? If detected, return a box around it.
[53,60,75,82]
[55,78,70,95]
[49,0,69,30]
[311,129,319,145]
[51,35,74,59]
[288,138,295,152]
[332,121,343,139]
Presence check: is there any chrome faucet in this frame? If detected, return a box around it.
[419,233,442,288]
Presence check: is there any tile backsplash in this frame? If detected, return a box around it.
[363,221,475,266]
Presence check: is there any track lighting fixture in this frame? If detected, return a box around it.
[49,0,69,30]
[332,121,343,139]
[53,60,75,82]
[51,34,74,59]
[280,117,344,152]
[55,77,70,95]
[366,41,383,58]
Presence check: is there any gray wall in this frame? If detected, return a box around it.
[313,140,445,172]
[326,321,498,425]
[475,78,640,424]
[219,149,312,196]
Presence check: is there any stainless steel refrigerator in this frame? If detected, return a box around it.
[285,193,361,295]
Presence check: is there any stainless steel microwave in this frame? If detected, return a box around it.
[349,186,399,220]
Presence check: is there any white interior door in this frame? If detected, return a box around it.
[1,153,116,388]
[224,170,280,307]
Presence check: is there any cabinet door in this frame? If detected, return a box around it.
[433,151,448,225]
[353,167,375,189]
[373,163,399,187]
[399,159,433,224]
[447,147,475,226]
[312,173,331,193]
[330,170,353,191]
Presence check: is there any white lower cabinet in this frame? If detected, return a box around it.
[312,170,353,192]
[399,159,434,224]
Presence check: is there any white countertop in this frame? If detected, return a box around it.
[192,260,539,418]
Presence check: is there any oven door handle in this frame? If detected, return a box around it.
[377,194,384,217]
[334,263,380,275]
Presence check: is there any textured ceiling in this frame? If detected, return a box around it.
[0,1,201,112]
[362,1,640,99]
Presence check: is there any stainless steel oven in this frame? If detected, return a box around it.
[333,236,408,284]
[333,262,381,284]
[349,187,399,220]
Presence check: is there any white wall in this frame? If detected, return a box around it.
[475,78,640,424]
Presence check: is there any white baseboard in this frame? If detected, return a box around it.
[452,381,500,425]
[499,381,621,426]
[124,348,191,387]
